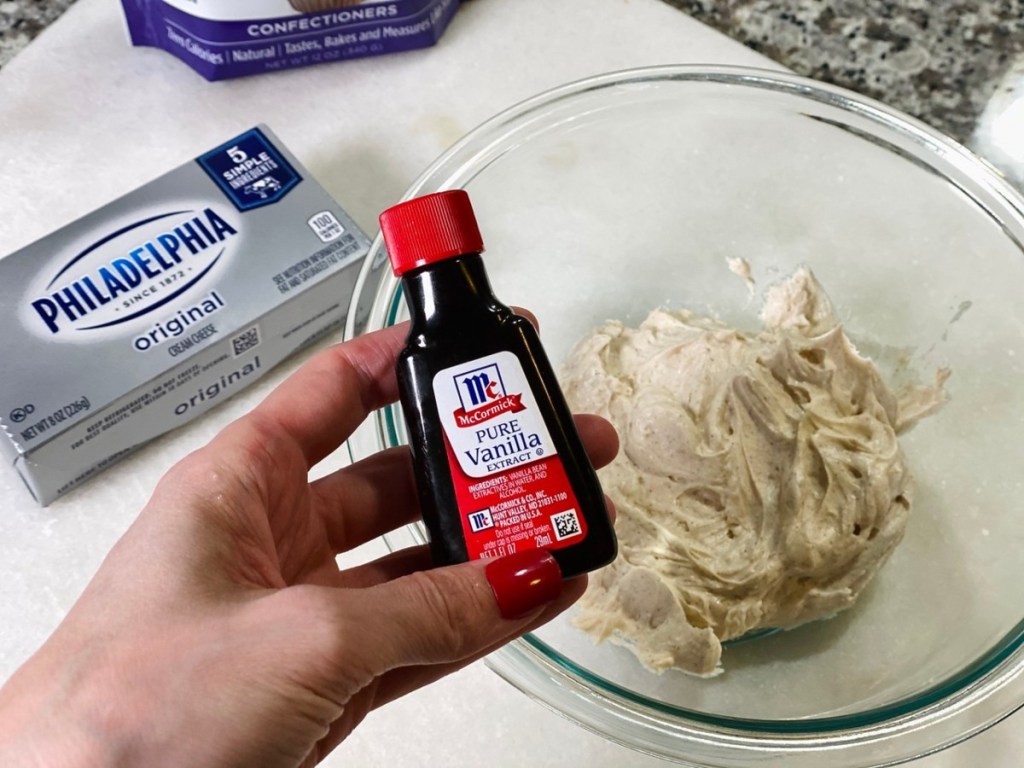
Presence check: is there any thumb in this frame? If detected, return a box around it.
[345,549,567,671]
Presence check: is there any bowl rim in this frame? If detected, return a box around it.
[345,64,1024,767]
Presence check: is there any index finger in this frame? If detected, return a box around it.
[248,322,408,468]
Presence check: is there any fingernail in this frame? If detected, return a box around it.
[485,549,563,620]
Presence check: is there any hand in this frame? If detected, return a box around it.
[0,322,618,768]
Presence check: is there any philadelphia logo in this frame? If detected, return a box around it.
[28,208,238,336]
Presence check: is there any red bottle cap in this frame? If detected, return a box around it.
[379,190,485,276]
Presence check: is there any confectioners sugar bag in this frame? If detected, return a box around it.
[120,0,463,80]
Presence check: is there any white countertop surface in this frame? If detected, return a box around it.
[0,0,1019,765]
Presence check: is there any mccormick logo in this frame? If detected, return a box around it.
[453,363,525,428]
[26,207,238,337]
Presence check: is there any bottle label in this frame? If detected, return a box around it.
[432,350,588,560]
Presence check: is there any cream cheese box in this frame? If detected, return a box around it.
[0,125,369,504]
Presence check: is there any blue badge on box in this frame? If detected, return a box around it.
[196,128,301,212]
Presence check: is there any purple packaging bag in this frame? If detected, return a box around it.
[120,0,463,80]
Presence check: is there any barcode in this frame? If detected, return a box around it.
[552,509,581,541]
[231,326,260,357]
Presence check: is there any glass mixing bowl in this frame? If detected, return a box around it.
[344,66,1024,767]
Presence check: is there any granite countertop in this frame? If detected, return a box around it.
[661,0,1023,146]
[1,0,1021,146]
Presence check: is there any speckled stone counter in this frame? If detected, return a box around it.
[0,0,73,69]
[660,1,1024,145]
[0,0,1021,145]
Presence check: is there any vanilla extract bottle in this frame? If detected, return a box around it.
[378,190,617,579]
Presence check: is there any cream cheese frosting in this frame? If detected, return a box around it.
[561,268,947,676]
